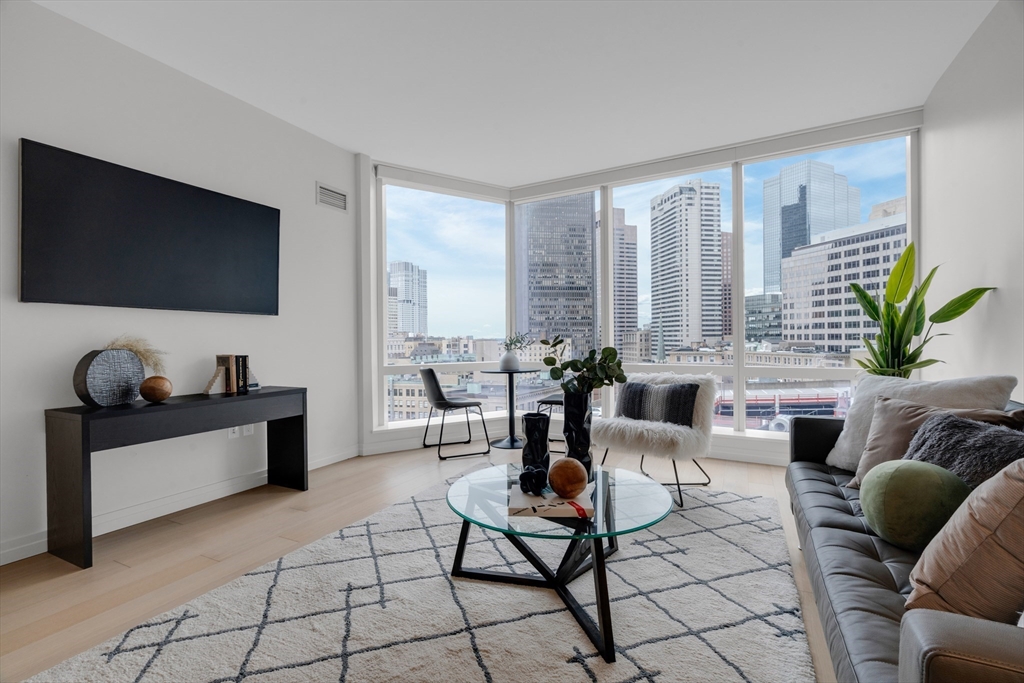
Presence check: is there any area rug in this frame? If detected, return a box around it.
[31,475,815,682]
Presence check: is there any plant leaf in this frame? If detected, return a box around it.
[542,356,556,366]
[849,283,880,322]
[885,242,915,305]
[914,298,927,336]
[549,367,563,380]
[929,288,996,323]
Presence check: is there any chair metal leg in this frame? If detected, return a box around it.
[638,454,711,508]
[540,404,565,453]
[435,407,492,461]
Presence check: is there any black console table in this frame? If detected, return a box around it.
[45,386,307,569]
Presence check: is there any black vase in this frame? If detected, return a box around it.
[519,412,551,495]
[521,412,551,473]
[562,392,593,476]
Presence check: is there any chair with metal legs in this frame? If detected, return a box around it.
[537,394,565,454]
[592,373,716,508]
[419,368,491,460]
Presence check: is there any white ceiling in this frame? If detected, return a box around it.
[36,0,996,188]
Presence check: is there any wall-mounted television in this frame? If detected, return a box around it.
[19,139,280,315]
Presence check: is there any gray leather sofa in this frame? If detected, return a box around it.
[786,415,1024,683]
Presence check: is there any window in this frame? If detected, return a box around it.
[383,185,505,424]
[611,171,732,365]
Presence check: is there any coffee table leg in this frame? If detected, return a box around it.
[590,537,616,662]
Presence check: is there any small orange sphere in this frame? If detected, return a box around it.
[548,458,588,499]
[140,376,173,403]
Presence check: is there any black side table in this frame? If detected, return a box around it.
[479,369,540,449]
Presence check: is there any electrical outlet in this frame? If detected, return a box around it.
[227,426,240,439]
[243,424,254,437]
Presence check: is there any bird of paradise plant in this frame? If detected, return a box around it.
[849,242,994,378]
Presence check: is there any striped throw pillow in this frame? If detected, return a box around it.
[616,382,699,427]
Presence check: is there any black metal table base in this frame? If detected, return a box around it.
[450,519,620,662]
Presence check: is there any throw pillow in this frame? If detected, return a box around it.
[823,375,1017,472]
[907,459,1024,624]
[860,459,971,553]
[848,397,1024,488]
[903,413,1024,489]
[616,382,699,427]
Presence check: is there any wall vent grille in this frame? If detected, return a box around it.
[316,182,348,212]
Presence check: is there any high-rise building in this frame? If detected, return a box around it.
[596,208,638,350]
[388,261,428,335]
[744,292,784,343]
[621,326,652,364]
[721,231,733,340]
[650,180,723,351]
[387,286,399,332]
[762,160,861,292]
[515,194,597,358]
[781,213,908,354]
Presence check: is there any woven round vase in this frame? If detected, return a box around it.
[73,349,145,407]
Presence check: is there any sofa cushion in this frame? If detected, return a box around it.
[804,526,918,683]
[786,462,873,537]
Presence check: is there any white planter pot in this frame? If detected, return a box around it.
[499,350,520,371]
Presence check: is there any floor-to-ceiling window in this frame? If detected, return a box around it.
[740,136,908,429]
[382,185,505,424]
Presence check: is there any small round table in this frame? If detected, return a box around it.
[479,369,541,449]
[446,464,674,663]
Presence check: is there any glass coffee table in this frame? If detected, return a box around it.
[446,463,674,663]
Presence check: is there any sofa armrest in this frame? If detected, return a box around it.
[789,416,845,464]
[899,609,1024,683]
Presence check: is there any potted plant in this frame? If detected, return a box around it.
[850,242,994,378]
[499,332,532,371]
[541,337,626,474]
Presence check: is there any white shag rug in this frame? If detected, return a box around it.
[31,476,814,683]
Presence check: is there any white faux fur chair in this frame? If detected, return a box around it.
[592,373,716,506]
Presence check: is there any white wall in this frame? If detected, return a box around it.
[0,2,361,564]
[920,0,1024,401]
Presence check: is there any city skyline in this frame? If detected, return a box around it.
[385,137,907,340]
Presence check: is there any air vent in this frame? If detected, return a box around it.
[316,182,348,212]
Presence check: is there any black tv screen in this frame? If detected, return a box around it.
[19,139,280,315]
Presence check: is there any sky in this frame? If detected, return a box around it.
[386,136,908,337]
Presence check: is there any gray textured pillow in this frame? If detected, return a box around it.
[903,413,1024,488]
[824,375,1018,472]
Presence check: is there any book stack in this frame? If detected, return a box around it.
[213,354,254,394]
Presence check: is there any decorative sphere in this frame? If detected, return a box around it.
[860,459,970,553]
[140,376,173,403]
[548,458,588,499]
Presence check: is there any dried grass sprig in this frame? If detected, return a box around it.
[105,334,167,375]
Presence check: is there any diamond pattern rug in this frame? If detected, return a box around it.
[31,474,814,682]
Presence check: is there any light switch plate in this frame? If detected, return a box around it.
[228,426,240,439]
[243,424,254,437]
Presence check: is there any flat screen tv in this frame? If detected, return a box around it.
[19,139,280,315]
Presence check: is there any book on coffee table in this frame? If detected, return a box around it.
[508,483,595,518]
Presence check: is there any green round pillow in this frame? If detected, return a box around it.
[860,460,970,553]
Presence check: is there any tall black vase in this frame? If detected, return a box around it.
[521,412,551,473]
[562,392,593,476]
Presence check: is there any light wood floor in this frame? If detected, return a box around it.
[0,444,836,682]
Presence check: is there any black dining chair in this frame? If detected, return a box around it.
[419,368,491,460]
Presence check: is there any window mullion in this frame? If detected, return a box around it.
[731,162,746,432]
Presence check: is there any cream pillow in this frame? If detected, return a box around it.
[823,375,1017,472]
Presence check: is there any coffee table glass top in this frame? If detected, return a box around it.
[446,463,674,540]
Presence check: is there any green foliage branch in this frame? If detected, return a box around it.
[501,332,532,352]
[540,336,627,394]
[849,242,994,379]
